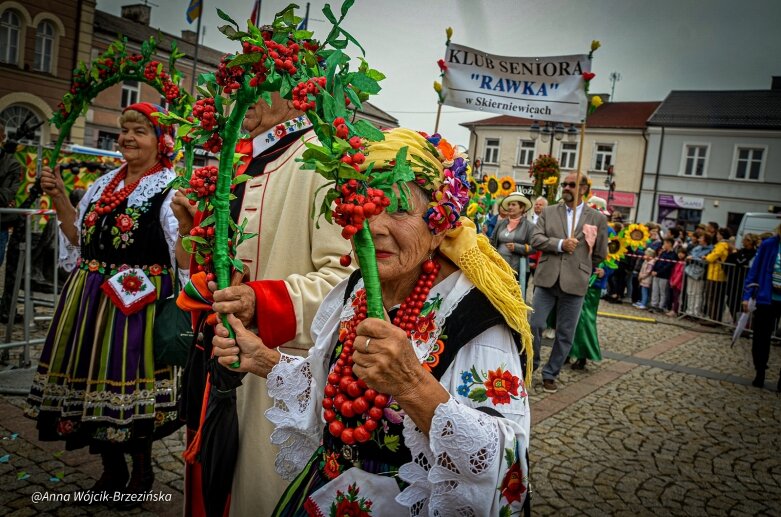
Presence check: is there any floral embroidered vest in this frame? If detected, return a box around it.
[80,177,171,269]
[317,270,524,482]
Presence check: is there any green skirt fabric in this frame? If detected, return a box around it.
[570,287,602,361]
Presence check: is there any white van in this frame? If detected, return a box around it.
[735,213,781,248]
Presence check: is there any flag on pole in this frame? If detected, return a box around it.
[186,0,202,23]
[296,4,309,30]
[250,0,261,26]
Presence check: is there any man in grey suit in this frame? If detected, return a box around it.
[530,172,608,393]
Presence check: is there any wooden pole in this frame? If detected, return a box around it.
[570,120,587,237]
[434,102,442,133]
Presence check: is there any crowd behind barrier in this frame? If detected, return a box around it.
[0,207,59,367]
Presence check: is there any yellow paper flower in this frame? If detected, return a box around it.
[446,27,454,40]
[543,175,558,186]
[607,234,627,262]
[623,224,650,249]
[498,176,516,197]
[591,40,601,52]
[467,202,478,217]
[433,81,442,93]
[591,96,603,109]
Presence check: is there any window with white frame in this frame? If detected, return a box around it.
[560,142,578,169]
[593,143,614,172]
[34,21,55,73]
[0,10,20,65]
[517,139,535,166]
[484,138,500,164]
[682,144,708,176]
[734,147,764,180]
[121,81,140,108]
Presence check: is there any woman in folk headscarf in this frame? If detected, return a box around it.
[212,128,534,516]
[27,102,188,503]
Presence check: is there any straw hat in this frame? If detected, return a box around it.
[500,192,532,211]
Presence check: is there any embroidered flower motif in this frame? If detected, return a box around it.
[115,213,134,233]
[329,483,373,516]
[84,211,99,228]
[484,368,521,405]
[411,312,437,343]
[274,124,286,138]
[121,271,144,294]
[322,451,341,480]
[149,264,163,276]
[422,338,445,371]
[351,289,367,312]
[457,366,525,405]
[88,260,100,272]
[499,458,526,504]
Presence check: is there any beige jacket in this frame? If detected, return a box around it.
[530,203,608,296]
[230,132,354,516]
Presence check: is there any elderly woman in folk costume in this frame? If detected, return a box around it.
[491,191,535,298]
[211,128,534,516]
[27,102,188,502]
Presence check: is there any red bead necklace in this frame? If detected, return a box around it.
[322,258,441,445]
[93,162,163,216]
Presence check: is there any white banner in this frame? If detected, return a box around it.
[441,43,591,124]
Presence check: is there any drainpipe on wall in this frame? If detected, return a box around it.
[72,0,83,78]
[650,126,665,222]
[636,128,648,222]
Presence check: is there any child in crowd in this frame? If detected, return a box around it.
[651,237,677,312]
[634,248,656,310]
[667,247,687,316]
[684,233,713,318]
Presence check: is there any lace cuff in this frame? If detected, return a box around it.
[397,398,504,516]
[265,353,321,480]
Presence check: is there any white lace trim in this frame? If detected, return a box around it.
[265,353,321,480]
[77,167,175,228]
[397,398,500,517]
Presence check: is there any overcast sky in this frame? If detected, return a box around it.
[96,0,781,145]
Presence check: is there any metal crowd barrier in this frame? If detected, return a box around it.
[0,207,59,367]
[680,260,751,327]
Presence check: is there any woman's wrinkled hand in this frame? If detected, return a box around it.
[40,166,67,201]
[352,318,426,399]
[213,313,277,376]
[171,189,196,230]
[210,282,256,327]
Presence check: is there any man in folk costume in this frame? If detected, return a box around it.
[174,90,353,516]
[529,172,608,393]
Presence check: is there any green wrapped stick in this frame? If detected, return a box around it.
[353,221,384,320]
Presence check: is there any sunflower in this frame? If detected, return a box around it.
[498,176,516,197]
[477,184,487,196]
[623,223,650,249]
[607,233,627,263]
[483,175,500,195]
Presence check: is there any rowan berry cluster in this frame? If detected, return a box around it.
[187,166,218,199]
[292,76,327,112]
[192,98,218,131]
[203,133,223,154]
[215,55,245,94]
[333,179,389,239]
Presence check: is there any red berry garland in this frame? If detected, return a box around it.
[187,165,218,198]
[92,162,163,216]
[322,259,441,445]
[333,180,390,239]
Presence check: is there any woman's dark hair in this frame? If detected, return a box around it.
[718,227,731,240]
[700,233,713,245]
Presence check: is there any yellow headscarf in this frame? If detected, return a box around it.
[363,128,534,383]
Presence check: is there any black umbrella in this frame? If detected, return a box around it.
[198,352,245,517]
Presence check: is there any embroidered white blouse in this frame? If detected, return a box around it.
[265,271,531,516]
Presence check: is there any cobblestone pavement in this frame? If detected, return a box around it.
[1,291,780,516]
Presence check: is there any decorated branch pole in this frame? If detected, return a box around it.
[51,37,193,175]
[571,40,603,237]
[170,2,393,364]
[432,27,453,134]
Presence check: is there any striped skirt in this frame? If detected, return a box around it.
[26,265,181,450]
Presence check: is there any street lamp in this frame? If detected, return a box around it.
[529,122,578,154]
